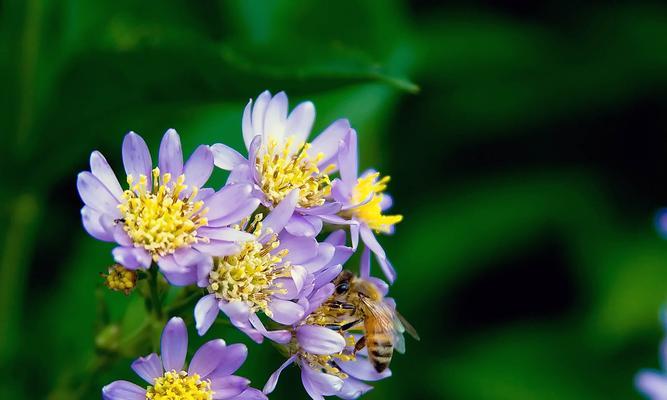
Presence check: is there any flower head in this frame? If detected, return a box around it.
[77,130,260,285]
[263,294,390,399]
[194,191,351,343]
[211,90,352,219]
[102,264,137,294]
[329,129,401,283]
[102,317,265,400]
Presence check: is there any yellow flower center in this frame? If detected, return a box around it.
[146,370,212,400]
[256,136,334,208]
[207,215,289,315]
[102,264,137,294]
[348,172,402,234]
[118,168,209,261]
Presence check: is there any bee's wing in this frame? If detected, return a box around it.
[362,297,410,354]
[389,309,419,354]
[392,315,408,354]
[396,310,420,341]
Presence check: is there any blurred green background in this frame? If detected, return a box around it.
[2,0,667,398]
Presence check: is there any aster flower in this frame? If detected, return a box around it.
[262,273,391,400]
[328,129,402,282]
[194,190,353,343]
[102,317,265,400]
[210,90,352,222]
[636,310,667,399]
[77,129,260,285]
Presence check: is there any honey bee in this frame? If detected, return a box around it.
[324,270,419,373]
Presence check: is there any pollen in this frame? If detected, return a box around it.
[118,168,209,261]
[297,342,356,379]
[146,370,213,400]
[207,214,290,315]
[102,264,137,294]
[348,172,402,234]
[256,137,333,208]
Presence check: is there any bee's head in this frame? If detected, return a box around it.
[334,270,354,295]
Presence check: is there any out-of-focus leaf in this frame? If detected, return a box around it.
[437,325,623,399]
[414,6,667,136]
[388,172,611,303]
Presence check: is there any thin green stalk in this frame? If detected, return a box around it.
[148,265,163,319]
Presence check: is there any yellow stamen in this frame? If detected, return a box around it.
[117,168,209,261]
[293,304,357,378]
[346,172,402,234]
[256,136,332,208]
[146,370,213,400]
[207,214,290,315]
[101,264,137,295]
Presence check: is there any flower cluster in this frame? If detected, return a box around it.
[78,91,412,399]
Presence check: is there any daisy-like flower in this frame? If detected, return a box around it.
[102,317,265,400]
[210,90,352,222]
[262,274,390,400]
[328,129,402,282]
[636,310,667,399]
[77,130,260,285]
[194,190,352,344]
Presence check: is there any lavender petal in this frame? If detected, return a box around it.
[158,129,184,178]
[102,380,146,400]
[242,99,255,149]
[284,100,315,147]
[90,151,123,200]
[131,353,163,384]
[296,325,345,355]
[77,172,121,217]
[210,375,250,399]
[309,118,351,170]
[267,298,305,325]
[251,91,272,137]
[263,91,288,144]
[189,339,227,378]
[81,206,113,241]
[212,143,247,171]
[301,366,344,396]
[338,377,373,400]
[183,145,214,189]
[112,246,151,270]
[338,129,358,185]
[209,343,248,377]
[263,356,296,394]
[195,294,220,336]
[122,132,152,186]
[262,189,298,235]
[160,317,188,372]
[337,357,392,381]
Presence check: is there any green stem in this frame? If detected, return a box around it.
[148,265,163,319]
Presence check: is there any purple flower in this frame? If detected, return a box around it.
[102,317,265,400]
[77,130,260,285]
[194,191,353,344]
[637,311,667,399]
[328,129,402,283]
[262,325,390,400]
[262,250,386,400]
[211,90,352,219]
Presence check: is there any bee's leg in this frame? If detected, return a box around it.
[340,318,362,331]
[354,336,367,354]
[324,323,344,330]
[327,300,356,311]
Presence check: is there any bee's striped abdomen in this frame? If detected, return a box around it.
[366,331,394,373]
